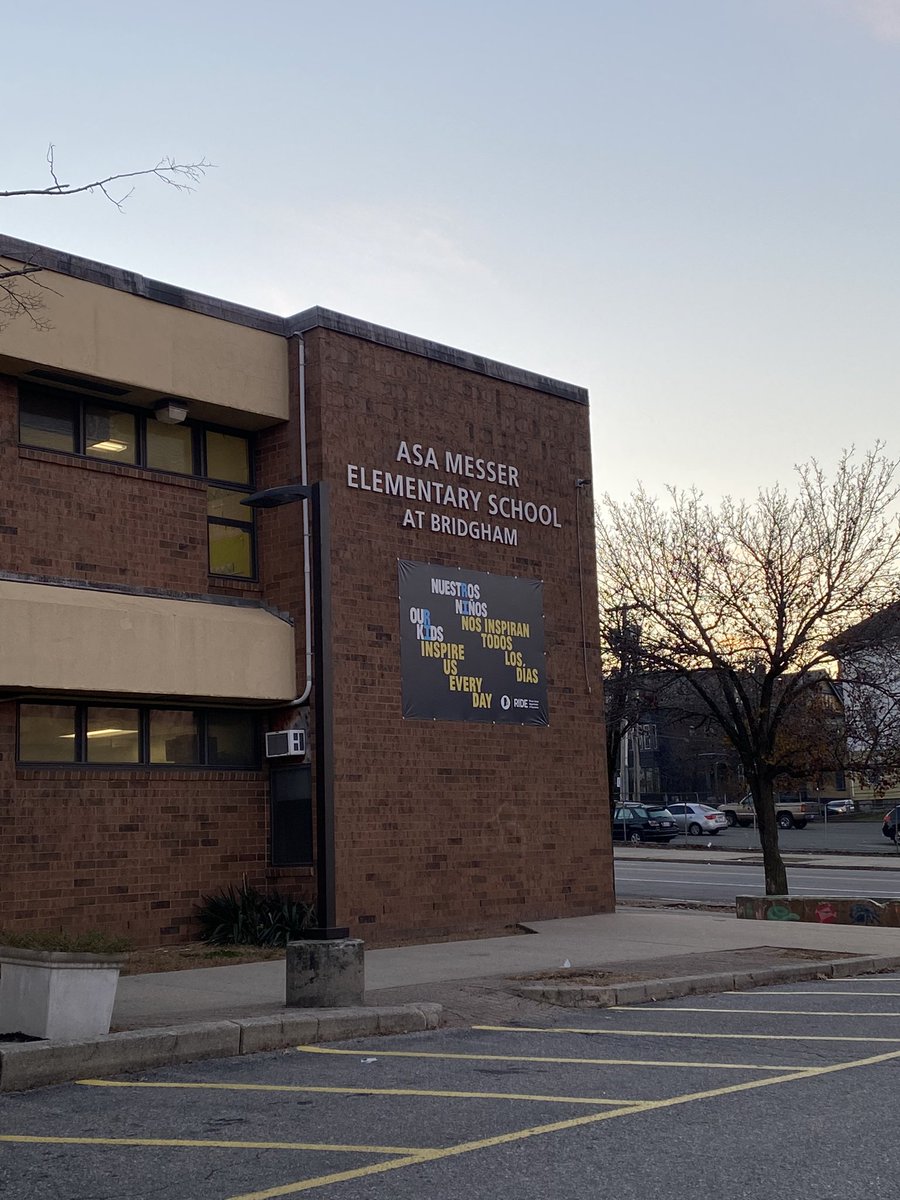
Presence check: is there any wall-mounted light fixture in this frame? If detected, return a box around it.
[154,399,189,425]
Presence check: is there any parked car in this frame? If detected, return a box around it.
[882,806,900,840]
[821,798,855,817]
[612,805,679,844]
[665,802,729,835]
[717,795,817,830]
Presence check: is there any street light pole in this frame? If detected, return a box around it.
[242,480,348,939]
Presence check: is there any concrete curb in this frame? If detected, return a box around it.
[0,1002,442,1093]
[513,954,900,1009]
[616,851,900,870]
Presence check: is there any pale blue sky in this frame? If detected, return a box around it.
[4,0,900,499]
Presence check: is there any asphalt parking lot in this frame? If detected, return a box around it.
[3,975,900,1199]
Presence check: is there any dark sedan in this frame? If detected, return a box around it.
[612,804,679,844]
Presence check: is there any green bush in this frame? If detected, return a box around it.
[0,930,132,955]
[195,882,315,947]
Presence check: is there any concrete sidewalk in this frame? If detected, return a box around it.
[4,905,900,1091]
[111,905,900,1030]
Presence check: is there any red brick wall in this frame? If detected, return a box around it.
[303,330,612,942]
[0,323,611,949]
[0,373,314,946]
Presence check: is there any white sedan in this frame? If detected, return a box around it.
[665,803,729,835]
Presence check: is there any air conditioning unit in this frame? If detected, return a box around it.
[265,729,306,759]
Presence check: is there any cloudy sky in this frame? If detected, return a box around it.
[4,0,900,499]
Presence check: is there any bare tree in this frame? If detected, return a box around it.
[597,447,900,894]
[1,145,209,330]
[601,606,647,812]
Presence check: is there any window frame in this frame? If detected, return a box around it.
[18,384,257,580]
[17,702,263,769]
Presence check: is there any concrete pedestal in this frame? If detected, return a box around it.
[285,938,365,1008]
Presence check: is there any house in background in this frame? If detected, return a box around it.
[831,604,900,808]
[614,671,852,811]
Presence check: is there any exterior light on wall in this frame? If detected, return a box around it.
[154,399,189,425]
[241,480,348,940]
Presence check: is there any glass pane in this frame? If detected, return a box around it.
[207,487,252,522]
[19,704,77,762]
[86,707,140,764]
[208,523,253,577]
[146,422,194,474]
[208,711,257,766]
[19,389,77,452]
[150,710,200,764]
[85,405,137,463]
[206,430,250,483]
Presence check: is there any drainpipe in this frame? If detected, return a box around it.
[286,332,313,707]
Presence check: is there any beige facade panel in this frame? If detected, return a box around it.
[0,581,296,702]
[0,266,288,425]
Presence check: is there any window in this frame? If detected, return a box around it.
[18,384,256,579]
[19,388,77,453]
[146,422,194,474]
[205,431,254,578]
[84,405,137,464]
[639,766,660,792]
[86,707,140,763]
[637,724,658,752]
[18,704,260,767]
[208,710,258,766]
[18,704,77,763]
[149,710,200,765]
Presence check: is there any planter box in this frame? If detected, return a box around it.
[0,946,127,1040]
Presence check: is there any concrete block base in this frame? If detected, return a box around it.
[285,938,365,1008]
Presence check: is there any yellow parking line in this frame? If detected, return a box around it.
[733,990,900,997]
[76,1078,641,1107]
[474,1024,900,1043]
[294,1044,799,1072]
[0,1134,430,1155]
[226,1045,900,1198]
[611,1006,900,1018]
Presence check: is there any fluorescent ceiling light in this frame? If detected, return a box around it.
[61,728,136,739]
[88,439,129,453]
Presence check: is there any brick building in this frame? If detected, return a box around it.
[0,236,611,947]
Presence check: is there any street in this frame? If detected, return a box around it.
[673,816,897,855]
[615,857,900,904]
[3,974,900,1198]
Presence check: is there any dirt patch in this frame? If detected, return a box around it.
[121,924,529,975]
[121,944,285,976]
[515,945,857,986]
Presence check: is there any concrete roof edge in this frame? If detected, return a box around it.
[286,306,590,405]
[0,237,590,405]
[0,235,286,337]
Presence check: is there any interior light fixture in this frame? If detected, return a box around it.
[61,728,136,739]
[87,439,129,453]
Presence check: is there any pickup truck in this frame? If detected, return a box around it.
[717,795,818,830]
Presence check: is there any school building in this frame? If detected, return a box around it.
[0,234,611,947]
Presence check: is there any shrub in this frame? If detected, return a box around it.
[0,930,132,955]
[195,881,315,947]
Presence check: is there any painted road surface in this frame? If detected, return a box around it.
[3,975,900,1197]
[615,859,900,905]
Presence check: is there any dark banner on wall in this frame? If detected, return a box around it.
[398,560,549,726]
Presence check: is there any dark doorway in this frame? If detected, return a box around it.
[269,764,313,866]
